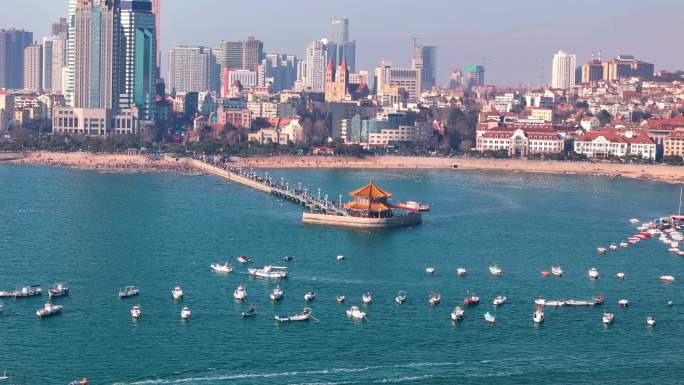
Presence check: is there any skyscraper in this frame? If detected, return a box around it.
[464,64,485,88]
[65,0,77,106]
[51,18,69,37]
[304,39,328,92]
[23,42,42,92]
[413,45,437,90]
[150,0,160,76]
[0,28,34,89]
[551,50,576,90]
[42,35,67,93]
[218,40,243,70]
[329,17,355,73]
[73,0,121,109]
[264,53,298,92]
[168,46,215,93]
[242,36,263,71]
[120,0,157,120]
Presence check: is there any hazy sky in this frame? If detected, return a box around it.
[3,0,683,86]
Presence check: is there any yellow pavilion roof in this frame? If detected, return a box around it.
[348,181,392,198]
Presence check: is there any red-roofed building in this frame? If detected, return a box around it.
[574,130,655,159]
[476,125,563,156]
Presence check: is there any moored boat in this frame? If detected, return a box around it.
[464,295,480,306]
[533,304,544,324]
[270,285,284,302]
[629,218,640,224]
[534,298,565,307]
[180,306,191,320]
[241,305,256,318]
[602,312,614,325]
[233,285,247,301]
[646,316,656,327]
[456,267,466,277]
[618,298,629,307]
[275,307,311,322]
[425,266,435,274]
[540,271,551,278]
[492,296,507,306]
[596,247,607,254]
[588,267,599,279]
[36,302,63,317]
[236,255,251,264]
[336,255,345,261]
[609,243,618,251]
[396,201,431,212]
[395,291,407,304]
[616,272,625,280]
[130,305,141,318]
[336,295,346,303]
[551,266,563,276]
[362,291,372,304]
[450,306,464,321]
[171,286,183,301]
[48,283,69,298]
[619,241,628,248]
[304,291,316,302]
[14,285,42,298]
[346,306,367,320]
[660,275,676,282]
[283,256,294,262]
[489,265,502,276]
[428,293,441,305]
[118,285,139,298]
[565,296,604,306]
[69,378,88,385]
[248,265,288,280]
[210,262,233,273]
[484,311,496,324]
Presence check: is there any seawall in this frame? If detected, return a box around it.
[302,212,422,229]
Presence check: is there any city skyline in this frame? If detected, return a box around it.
[2,0,683,87]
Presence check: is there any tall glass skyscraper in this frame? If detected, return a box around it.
[329,17,355,73]
[413,45,437,90]
[0,28,33,89]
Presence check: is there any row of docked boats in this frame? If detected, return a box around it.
[0,283,71,299]
[424,265,501,277]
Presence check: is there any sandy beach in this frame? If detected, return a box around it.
[230,155,684,184]
[2,151,198,174]
[4,152,684,184]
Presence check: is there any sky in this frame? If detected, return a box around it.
[3,0,683,87]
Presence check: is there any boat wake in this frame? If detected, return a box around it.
[114,362,458,385]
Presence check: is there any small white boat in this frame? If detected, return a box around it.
[210,262,233,273]
[484,311,496,324]
[336,255,345,261]
[667,300,673,307]
[660,275,675,283]
[534,298,565,307]
[130,305,141,318]
[336,295,346,303]
[489,265,502,276]
[588,267,599,279]
[275,307,311,322]
[596,247,607,254]
[0,371,8,381]
[492,296,507,306]
[456,267,466,277]
[533,304,544,324]
[609,243,618,251]
[180,306,191,320]
[236,255,251,264]
[304,291,316,302]
[346,306,367,320]
[234,285,247,301]
[464,295,480,306]
[36,302,63,317]
[602,312,614,325]
[629,218,640,224]
[551,266,563,276]
[618,298,629,307]
[248,265,288,280]
[619,241,628,248]
[428,293,441,305]
[395,291,407,304]
[171,286,183,300]
[450,306,464,321]
[362,292,372,304]
[425,266,435,274]
[118,285,140,298]
[646,316,656,327]
[616,272,625,280]
[48,283,69,298]
[269,285,284,302]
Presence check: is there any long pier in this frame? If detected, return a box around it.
[185,158,350,216]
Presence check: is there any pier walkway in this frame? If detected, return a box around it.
[185,158,350,216]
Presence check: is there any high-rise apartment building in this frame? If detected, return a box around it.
[304,39,328,92]
[374,60,421,101]
[463,64,485,88]
[151,0,160,76]
[73,0,121,110]
[51,18,69,37]
[168,46,215,93]
[65,0,77,106]
[218,37,263,71]
[119,0,157,120]
[0,28,34,89]
[581,59,604,83]
[413,45,437,90]
[242,36,263,71]
[602,55,654,81]
[23,43,43,92]
[551,50,576,90]
[264,53,298,92]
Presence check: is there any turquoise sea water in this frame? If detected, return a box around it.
[0,164,683,384]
